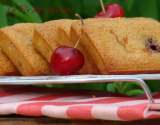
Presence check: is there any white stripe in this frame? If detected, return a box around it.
[0,89,69,103]
[0,103,20,115]
[0,92,52,103]
[51,96,87,101]
[41,105,69,118]
[91,106,122,121]
[51,96,116,102]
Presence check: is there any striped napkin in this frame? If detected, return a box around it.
[0,85,160,121]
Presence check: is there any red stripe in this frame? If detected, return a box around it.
[152,93,160,99]
[17,103,43,116]
[66,106,95,119]
[117,103,160,120]
[17,98,145,116]
[17,89,93,116]
[117,103,148,121]
[146,114,160,120]
[3,86,160,119]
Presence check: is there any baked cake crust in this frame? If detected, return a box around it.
[33,19,72,62]
[70,20,101,74]
[0,24,51,76]
[81,17,160,74]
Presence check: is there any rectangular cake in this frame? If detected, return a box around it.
[33,19,99,74]
[0,49,20,76]
[0,23,51,76]
[33,19,72,62]
[70,19,101,74]
[55,20,95,74]
[80,17,160,74]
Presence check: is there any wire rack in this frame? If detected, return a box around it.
[1,74,160,103]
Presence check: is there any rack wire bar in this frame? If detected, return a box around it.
[0,74,159,103]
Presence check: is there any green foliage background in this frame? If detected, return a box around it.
[0,0,160,95]
[2,0,160,25]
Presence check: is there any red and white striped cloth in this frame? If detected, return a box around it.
[0,85,160,121]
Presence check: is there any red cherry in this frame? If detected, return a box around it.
[50,46,84,76]
[94,3,125,18]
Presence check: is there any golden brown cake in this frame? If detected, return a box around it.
[56,20,77,47]
[80,17,160,74]
[33,19,92,74]
[55,20,92,74]
[54,19,100,74]
[12,23,39,40]
[0,49,20,76]
[0,24,51,76]
[70,19,105,74]
[33,19,73,62]
[55,20,90,74]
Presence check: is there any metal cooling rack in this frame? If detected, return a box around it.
[0,74,160,103]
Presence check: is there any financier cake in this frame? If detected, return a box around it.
[55,19,100,74]
[33,19,72,62]
[0,49,20,76]
[33,19,97,74]
[70,19,105,74]
[80,17,160,74]
[0,23,51,76]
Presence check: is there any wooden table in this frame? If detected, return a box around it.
[0,115,160,125]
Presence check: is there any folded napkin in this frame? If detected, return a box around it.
[0,85,160,121]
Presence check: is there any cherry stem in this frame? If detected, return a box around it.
[75,14,84,26]
[74,14,84,48]
[99,0,106,14]
[74,36,81,48]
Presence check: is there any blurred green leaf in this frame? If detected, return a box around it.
[54,1,70,19]
[3,5,34,22]
[145,80,160,92]
[0,1,8,28]
[106,83,115,92]
[45,84,66,88]
[126,89,144,96]
[114,82,121,92]
[122,82,145,93]
[125,0,134,11]
[82,0,100,18]
[106,81,152,96]
[138,0,158,19]
[103,0,121,5]
[69,0,81,14]
[63,82,106,91]
[12,0,42,23]
[34,84,65,88]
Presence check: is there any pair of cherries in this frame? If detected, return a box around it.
[50,2,125,76]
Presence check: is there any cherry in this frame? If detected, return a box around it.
[94,0,125,18]
[145,38,160,53]
[50,46,84,75]
[50,14,85,76]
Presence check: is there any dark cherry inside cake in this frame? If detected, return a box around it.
[146,38,160,53]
